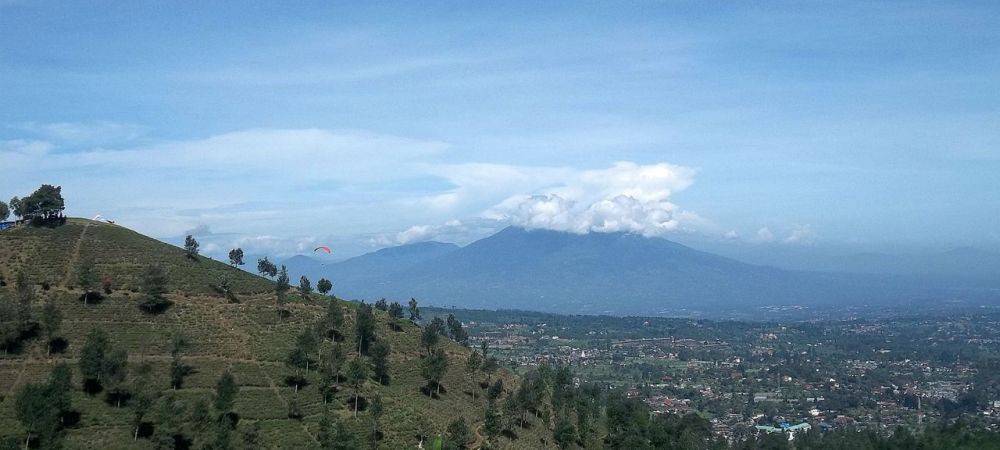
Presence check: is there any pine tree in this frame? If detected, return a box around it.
[215,371,238,414]
[421,348,449,396]
[275,265,289,319]
[40,298,62,355]
[355,303,376,355]
[299,276,312,297]
[184,235,199,259]
[408,298,420,321]
[370,341,391,385]
[346,357,368,418]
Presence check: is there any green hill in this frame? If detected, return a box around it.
[0,219,555,449]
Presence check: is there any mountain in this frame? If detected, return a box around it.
[314,227,998,317]
[0,219,543,449]
[283,241,459,288]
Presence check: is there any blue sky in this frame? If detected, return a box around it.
[2,1,998,258]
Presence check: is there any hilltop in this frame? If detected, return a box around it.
[0,219,554,449]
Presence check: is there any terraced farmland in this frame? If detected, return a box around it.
[0,219,556,449]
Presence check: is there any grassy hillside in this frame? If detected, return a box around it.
[0,220,555,449]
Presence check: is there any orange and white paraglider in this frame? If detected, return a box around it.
[314,246,332,254]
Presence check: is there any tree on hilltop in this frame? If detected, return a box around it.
[299,275,312,297]
[408,298,421,321]
[446,314,469,345]
[374,298,388,311]
[184,235,199,260]
[228,248,244,267]
[0,200,8,221]
[275,265,290,319]
[317,278,333,296]
[256,257,277,278]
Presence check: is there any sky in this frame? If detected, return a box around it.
[2,1,999,259]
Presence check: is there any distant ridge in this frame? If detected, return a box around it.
[286,227,998,317]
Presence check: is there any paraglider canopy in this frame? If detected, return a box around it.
[314,246,332,254]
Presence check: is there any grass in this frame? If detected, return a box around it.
[0,219,556,449]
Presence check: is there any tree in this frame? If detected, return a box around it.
[14,272,33,333]
[256,257,277,278]
[370,341,391,385]
[445,418,471,450]
[152,394,187,448]
[169,333,191,389]
[355,303,376,355]
[15,383,60,449]
[131,363,160,441]
[483,401,501,443]
[18,185,65,220]
[79,328,110,384]
[104,347,129,407]
[138,264,170,313]
[465,351,482,399]
[388,302,404,321]
[346,357,368,418]
[421,322,441,354]
[39,298,62,355]
[374,298,388,311]
[228,248,244,266]
[241,421,261,450]
[421,348,449,396]
[408,298,421,321]
[320,343,346,403]
[275,265,290,317]
[47,364,74,424]
[321,298,344,339]
[317,278,333,295]
[77,256,99,305]
[0,200,8,222]
[446,314,469,345]
[553,413,577,449]
[184,235,199,259]
[287,329,319,377]
[9,196,22,219]
[369,394,384,449]
[487,379,504,401]
[215,371,238,414]
[0,297,18,356]
[318,414,360,450]
[299,276,312,297]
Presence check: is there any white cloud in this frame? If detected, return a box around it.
[784,224,817,244]
[15,121,148,145]
[480,162,699,237]
[394,219,466,244]
[755,227,775,243]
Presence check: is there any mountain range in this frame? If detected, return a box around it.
[282,227,1000,318]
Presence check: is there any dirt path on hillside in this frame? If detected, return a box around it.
[470,423,485,449]
[62,220,92,286]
